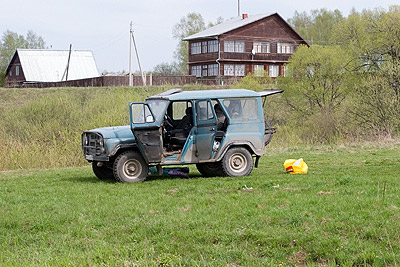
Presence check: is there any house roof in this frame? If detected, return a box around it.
[183,13,307,45]
[7,49,99,82]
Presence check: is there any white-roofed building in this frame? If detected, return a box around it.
[5,49,99,85]
[183,13,308,83]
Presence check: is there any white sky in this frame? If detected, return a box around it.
[0,0,398,74]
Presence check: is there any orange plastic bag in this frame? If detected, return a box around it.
[283,158,308,174]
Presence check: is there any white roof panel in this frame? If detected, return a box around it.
[17,49,99,82]
[183,13,274,41]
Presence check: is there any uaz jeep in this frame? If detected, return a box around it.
[82,88,282,182]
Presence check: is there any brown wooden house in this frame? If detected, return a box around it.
[183,13,308,83]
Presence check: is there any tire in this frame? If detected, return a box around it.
[222,147,253,177]
[113,151,148,183]
[196,162,224,177]
[92,162,114,180]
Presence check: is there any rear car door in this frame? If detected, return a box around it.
[195,99,217,161]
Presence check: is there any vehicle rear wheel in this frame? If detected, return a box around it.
[113,151,148,183]
[196,162,224,177]
[92,162,114,180]
[222,147,253,177]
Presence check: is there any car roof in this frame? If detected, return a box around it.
[147,89,261,101]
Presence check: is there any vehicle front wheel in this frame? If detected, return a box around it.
[222,147,253,177]
[92,162,114,180]
[113,151,148,183]
[196,162,224,177]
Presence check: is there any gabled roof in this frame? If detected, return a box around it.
[7,49,99,82]
[183,13,307,45]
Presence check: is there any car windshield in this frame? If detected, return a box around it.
[146,99,168,122]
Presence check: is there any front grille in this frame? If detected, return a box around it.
[82,132,104,156]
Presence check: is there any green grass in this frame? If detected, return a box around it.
[1,144,400,266]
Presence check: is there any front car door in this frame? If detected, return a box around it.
[129,100,168,163]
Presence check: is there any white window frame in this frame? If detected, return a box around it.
[224,64,245,77]
[202,41,208,53]
[208,64,219,76]
[277,43,294,54]
[191,42,201,55]
[224,64,235,76]
[16,66,20,76]
[269,65,279,78]
[235,64,245,76]
[202,65,208,77]
[253,42,270,53]
[235,41,245,53]
[191,65,201,77]
[224,41,235,52]
[208,40,218,53]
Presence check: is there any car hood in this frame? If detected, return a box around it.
[88,125,134,139]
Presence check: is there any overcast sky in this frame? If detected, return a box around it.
[0,0,398,74]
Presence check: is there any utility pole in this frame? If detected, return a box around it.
[129,22,146,86]
[129,22,133,86]
[238,0,240,16]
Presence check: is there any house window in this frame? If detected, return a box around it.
[235,41,245,53]
[202,41,208,53]
[253,42,270,53]
[208,64,219,76]
[9,70,13,76]
[224,64,245,76]
[254,65,264,76]
[16,66,20,76]
[224,64,234,76]
[202,65,208,77]
[191,42,201,55]
[208,40,218,53]
[224,40,245,53]
[235,64,245,76]
[191,65,201,77]
[277,43,294,54]
[224,41,235,52]
[269,65,279,78]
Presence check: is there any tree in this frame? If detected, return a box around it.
[278,45,357,142]
[0,30,46,86]
[172,12,206,75]
[172,13,224,75]
[288,9,343,45]
[151,62,180,76]
[332,6,400,136]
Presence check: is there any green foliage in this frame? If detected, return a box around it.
[172,12,206,75]
[0,30,46,86]
[279,45,355,115]
[230,71,274,91]
[172,13,224,75]
[288,9,343,45]
[1,145,400,265]
[151,62,181,76]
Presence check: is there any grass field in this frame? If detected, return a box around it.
[1,143,399,266]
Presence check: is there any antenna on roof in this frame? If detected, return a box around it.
[237,0,240,17]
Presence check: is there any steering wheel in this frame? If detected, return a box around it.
[164,114,174,128]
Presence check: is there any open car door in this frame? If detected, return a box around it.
[129,102,163,163]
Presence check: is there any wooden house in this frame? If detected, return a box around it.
[5,49,99,86]
[183,13,308,82]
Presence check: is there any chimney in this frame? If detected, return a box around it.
[242,13,248,19]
